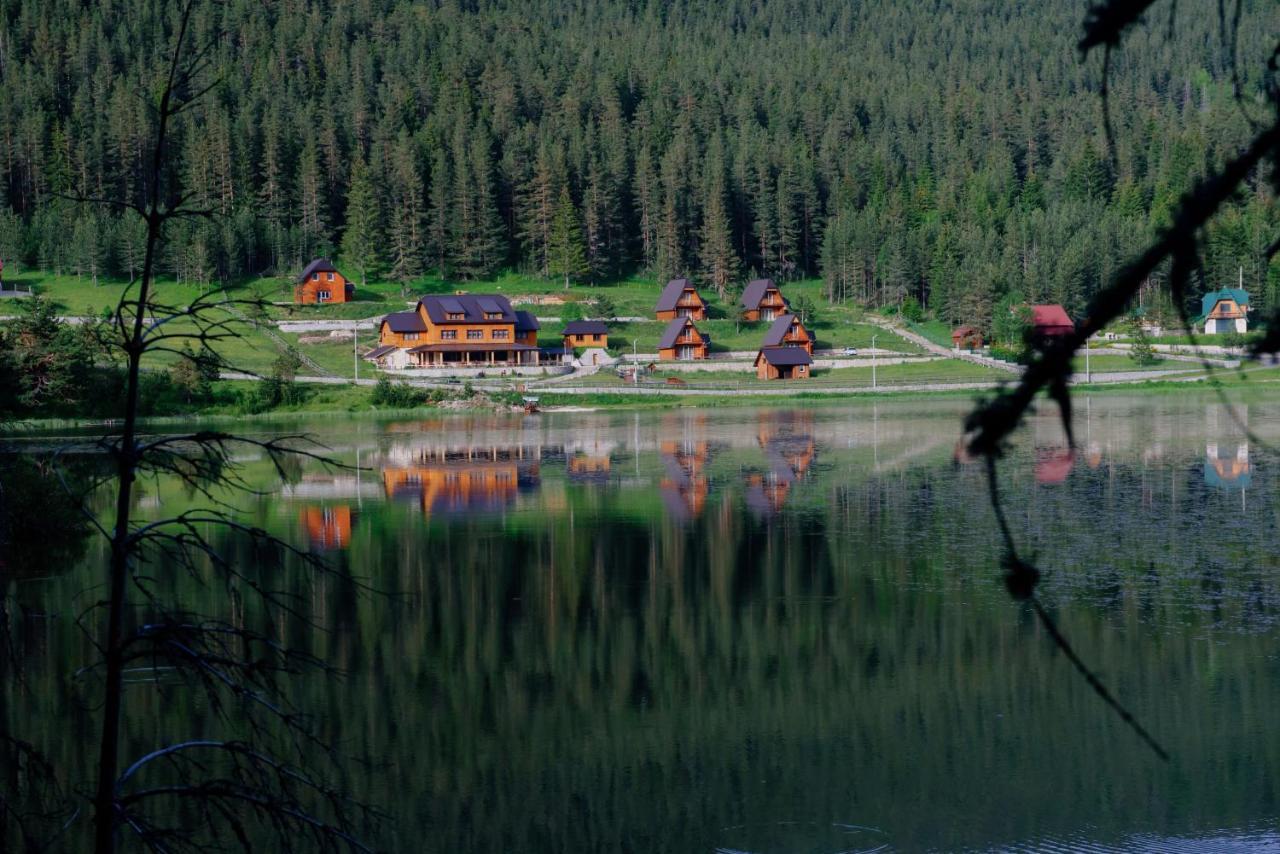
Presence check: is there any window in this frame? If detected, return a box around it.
[312,273,319,281]
[447,312,465,320]
[318,290,331,300]
[484,312,502,320]
[327,272,334,281]
[441,330,457,340]
[492,329,509,340]
[467,330,483,340]
[404,333,419,341]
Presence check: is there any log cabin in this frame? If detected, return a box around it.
[740,278,789,322]
[951,325,984,350]
[561,320,609,350]
[754,346,812,379]
[374,294,541,368]
[1201,289,1250,334]
[760,313,813,355]
[655,277,708,321]
[294,258,355,304]
[657,316,709,361]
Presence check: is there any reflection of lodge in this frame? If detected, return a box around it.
[566,438,617,485]
[382,446,540,515]
[746,412,816,515]
[299,506,354,550]
[660,436,711,521]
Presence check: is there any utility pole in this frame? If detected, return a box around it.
[353,324,358,382]
[871,334,878,390]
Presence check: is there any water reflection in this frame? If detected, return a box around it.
[381,443,541,516]
[8,394,1280,851]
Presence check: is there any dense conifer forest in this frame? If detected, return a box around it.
[0,0,1276,328]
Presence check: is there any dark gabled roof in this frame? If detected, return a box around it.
[563,320,609,336]
[761,314,804,347]
[514,310,540,333]
[418,293,518,324]
[741,278,784,309]
[756,347,812,367]
[657,317,703,350]
[655,278,704,312]
[363,345,397,361]
[382,311,427,333]
[297,258,339,283]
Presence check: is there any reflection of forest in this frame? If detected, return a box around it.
[6,396,1280,850]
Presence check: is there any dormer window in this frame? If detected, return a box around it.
[447,312,465,320]
[484,312,502,320]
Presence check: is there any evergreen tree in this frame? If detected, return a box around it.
[548,186,588,288]
[340,153,381,287]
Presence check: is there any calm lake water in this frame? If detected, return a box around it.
[6,394,1280,852]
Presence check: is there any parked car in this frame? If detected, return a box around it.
[841,347,859,356]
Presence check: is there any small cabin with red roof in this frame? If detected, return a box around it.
[951,325,984,350]
[1029,305,1074,340]
[295,258,354,304]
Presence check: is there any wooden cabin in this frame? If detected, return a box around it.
[561,320,609,350]
[740,278,789,322]
[1029,305,1074,340]
[657,316,709,361]
[760,313,813,355]
[294,258,355,304]
[951,325,984,350]
[1201,289,1250,334]
[376,294,541,368]
[754,347,812,380]
[655,277,708,321]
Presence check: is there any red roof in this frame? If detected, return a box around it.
[1030,305,1073,332]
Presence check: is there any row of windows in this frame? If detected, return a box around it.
[310,272,337,281]
[438,329,510,340]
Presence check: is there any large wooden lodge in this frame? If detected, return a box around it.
[368,294,545,369]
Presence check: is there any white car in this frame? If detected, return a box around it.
[841,347,859,356]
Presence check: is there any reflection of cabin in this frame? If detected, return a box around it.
[740,278,789,322]
[951,325,984,350]
[1029,305,1074,340]
[295,258,354,304]
[658,316,709,361]
[381,446,540,515]
[659,438,711,521]
[1034,448,1075,484]
[746,411,815,515]
[566,438,616,484]
[1205,442,1251,489]
[562,320,609,350]
[754,347,812,379]
[1201,289,1249,335]
[299,506,353,550]
[373,294,541,368]
[655,278,708,321]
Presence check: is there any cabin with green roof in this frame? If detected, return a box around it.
[1201,288,1249,335]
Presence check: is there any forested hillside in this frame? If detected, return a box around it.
[0,0,1276,328]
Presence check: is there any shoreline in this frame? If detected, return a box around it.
[5,368,1280,435]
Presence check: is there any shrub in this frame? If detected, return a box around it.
[370,375,426,408]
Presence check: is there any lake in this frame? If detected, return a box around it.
[5,393,1280,852]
